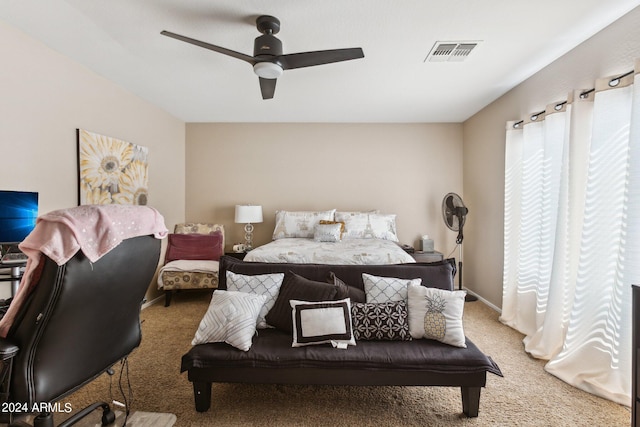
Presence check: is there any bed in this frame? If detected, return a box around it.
[244,237,415,264]
[244,209,415,265]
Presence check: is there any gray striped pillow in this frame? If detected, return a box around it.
[192,290,266,351]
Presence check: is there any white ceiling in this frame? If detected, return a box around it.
[2,1,639,123]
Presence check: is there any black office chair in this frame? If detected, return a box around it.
[0,234,160,427]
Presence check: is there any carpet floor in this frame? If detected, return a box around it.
[61,290,630,426]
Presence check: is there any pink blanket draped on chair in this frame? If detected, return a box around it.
[0,204,168,337]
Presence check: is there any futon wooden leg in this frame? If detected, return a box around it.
[461,386,480,417]
[164,290,172,307]
[193,381,212,412]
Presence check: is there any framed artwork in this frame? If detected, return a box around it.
[77,129,149,205]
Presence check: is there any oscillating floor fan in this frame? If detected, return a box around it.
[442,193,477,302]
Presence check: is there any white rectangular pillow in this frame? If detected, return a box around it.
[335,212,399,241]
[313,222,342,242]
[272,209,336,239]
[290,298,355,348]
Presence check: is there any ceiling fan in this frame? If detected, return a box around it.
[161,15,365,100]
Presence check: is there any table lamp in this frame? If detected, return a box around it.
[234,204,263,251]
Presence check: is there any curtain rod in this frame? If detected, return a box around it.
[579,69,634,99]
[514,69,634,128]
[513,108,546,128]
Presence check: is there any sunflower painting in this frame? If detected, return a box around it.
[77,129,149,206]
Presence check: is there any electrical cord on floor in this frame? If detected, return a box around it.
[109,357,133,427]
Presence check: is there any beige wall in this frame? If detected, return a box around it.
[0,21,187,300]
[6,4,639,308]
[463,5,640,309]
[186,123,463,255]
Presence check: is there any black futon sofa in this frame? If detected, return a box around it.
[180,256,502,418]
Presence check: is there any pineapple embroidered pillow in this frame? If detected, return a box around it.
[407,284,467,348]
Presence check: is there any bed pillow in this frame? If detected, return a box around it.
[290,298,355,348]
[367,214,400,242]
[272,209,336,239]
[225,271,284,329]
[351,301,411,341]
[192,290,267,351]
[334,212,399,241]
[334,210,379,217]
[407,284,466,348]
[165,231,224,262]
[265,271,339,333]
[362,273,421,304]
[313,223,343,242]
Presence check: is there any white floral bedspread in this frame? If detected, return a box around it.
[244,238,415,265]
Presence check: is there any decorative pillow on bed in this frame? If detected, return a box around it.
[313,223,343,242]
[407,284,466,348]
[351,301,411,341]
[225,271,284,329]
[165,231,224,262]
[319,220,345,237]
[334,212,399,242]
[272,209,336,239]
[192,290,266,351]
[290,298,355,348]
[265,271,339,333]
[362,273,421,304]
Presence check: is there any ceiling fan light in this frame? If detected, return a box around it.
[253,62,283,79]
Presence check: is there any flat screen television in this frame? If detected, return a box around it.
[0,190,38,245]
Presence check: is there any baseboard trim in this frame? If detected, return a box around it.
[142,295,164,310]
[465,289,502,313]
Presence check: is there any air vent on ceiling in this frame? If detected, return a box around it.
[425,41,480,62]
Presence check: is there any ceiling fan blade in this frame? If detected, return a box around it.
[259,78,277,99]
[279,47,364,70]
[161,30,255,64]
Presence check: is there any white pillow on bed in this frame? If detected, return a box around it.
[313,223,342,242]
[272,209,336,239]
[335,212,399,242]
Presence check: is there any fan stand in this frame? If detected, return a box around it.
[457,228,477,303]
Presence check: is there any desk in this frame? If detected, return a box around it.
[0,263,25,297]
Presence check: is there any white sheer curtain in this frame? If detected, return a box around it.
[501,60,640,405]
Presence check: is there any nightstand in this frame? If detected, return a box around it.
[225,252,246,260]
[411,251,443,263]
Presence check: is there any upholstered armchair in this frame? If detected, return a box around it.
[157,223,224,306]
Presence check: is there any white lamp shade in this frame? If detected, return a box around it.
[235,205,263,224]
